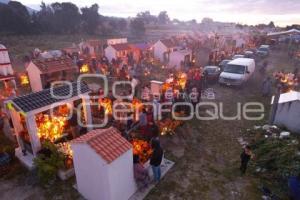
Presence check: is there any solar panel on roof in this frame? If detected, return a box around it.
[11,82,90,113]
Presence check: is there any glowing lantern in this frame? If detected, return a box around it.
[20,74,29,85]
[80,64,89,73]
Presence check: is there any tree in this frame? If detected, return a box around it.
[130,18,145,36]
[268,21,275,28]
[136,11,157,24]
[51,2,80,33]
[81,4,100,34]
[158,11,170,25]
[0,1,31,34]
[117,19,127,31]
[36,2,55,33]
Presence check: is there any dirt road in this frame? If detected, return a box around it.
[146,50,291,200]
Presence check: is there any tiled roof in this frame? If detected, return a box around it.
[131,43,152,51]
[72,127,132,164]
[32,57,77,74]
[160,39,176,48]
[111,43,131,51]
[11,82,90,113]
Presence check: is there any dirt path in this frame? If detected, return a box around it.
[146,54,284,199]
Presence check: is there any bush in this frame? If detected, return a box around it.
[253,137,300,179]
[34,141,65,184]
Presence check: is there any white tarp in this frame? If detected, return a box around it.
[267,29,300,37]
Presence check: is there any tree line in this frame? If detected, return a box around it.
[0,1,174,36]
[0,1,129,35]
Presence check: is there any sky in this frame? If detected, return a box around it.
[18,0,300,26]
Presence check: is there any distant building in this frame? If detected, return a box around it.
[0,44,14,77]
[107,38,128,45]
[129,42,152,62]
[153,39,178,62]
[104,43,132,62]
[0,44,16,101]
[79,39,103,56]
[26,57,77,92]
[168,49,192,69]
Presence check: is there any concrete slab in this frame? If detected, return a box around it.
[15,147,35,170]
[129,158,175,200]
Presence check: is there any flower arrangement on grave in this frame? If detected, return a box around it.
[131,139,152,164]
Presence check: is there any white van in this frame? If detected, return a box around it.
[219,58,255,86]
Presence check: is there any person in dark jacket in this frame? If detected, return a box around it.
[150,139,163,182]
[240,145,254,175]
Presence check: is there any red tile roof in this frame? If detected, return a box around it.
[111,43,131,51]
[160,39,177,48]
[72,127,132,164]
[32,57,77,74]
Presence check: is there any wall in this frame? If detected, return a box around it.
[274,101,300,134]
[107,38,128,45]
[105,46,117,62]
[153,41,167,61]
[168,52,185,69]
[108,149,137,200]
[72,144,111,200]
[26,63,42,92]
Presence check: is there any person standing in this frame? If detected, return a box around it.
[262,77,272,97]
[150,139,164,182]
[139,109,148,135]
[240,145,254,175]
[190,87,200,110]
[133,155,150,188]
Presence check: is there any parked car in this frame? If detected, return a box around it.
[218,59,231,71]
[203,66,221,83]
[244,50,255,58]
[256,45,270,57]
[232,54,245,60]
[219,58,255,86]
[245,48,257,54]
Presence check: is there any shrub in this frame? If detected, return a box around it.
[34,141,65,184]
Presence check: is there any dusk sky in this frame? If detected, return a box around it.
[19,0,300,26]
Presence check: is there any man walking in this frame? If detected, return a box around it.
[240,145,254,175]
